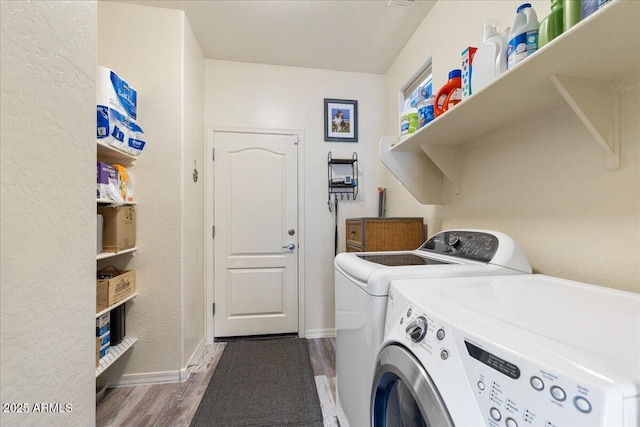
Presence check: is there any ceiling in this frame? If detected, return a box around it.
[110,0,436,74]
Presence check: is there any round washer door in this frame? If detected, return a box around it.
[371,345,454,427]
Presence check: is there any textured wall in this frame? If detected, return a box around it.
[98,2,184,376]
[1,1,97,425]
[205,60,386,333]
[182,16,206,364]
[384,1,639,292]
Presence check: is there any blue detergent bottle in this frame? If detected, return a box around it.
[507,3,540,69]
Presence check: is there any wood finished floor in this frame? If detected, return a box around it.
[96,337,338,427]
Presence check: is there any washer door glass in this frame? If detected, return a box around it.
[372,345,453,427]
[378,378,427,427]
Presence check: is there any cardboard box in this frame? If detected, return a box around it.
[97,280,109,313]
[99,344,111,359]
[96,270,136,307]
[461,47,478,98]
[98,332,110,347]
[96,312,110,336]
[96,337,101,367]
[98,206,136,252]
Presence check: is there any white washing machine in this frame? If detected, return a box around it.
[335,229,532,427]
[372,275,640,427]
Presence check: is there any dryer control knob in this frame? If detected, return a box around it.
[406,316,428,343]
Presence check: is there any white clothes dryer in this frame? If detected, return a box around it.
[335,229,532,427]
[372,275,640,427]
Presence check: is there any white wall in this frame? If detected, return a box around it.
[0,1,97,425]
[205,60,386,333]
[97,1,205,382]
[182,17,206,367]
[384,1,639,292]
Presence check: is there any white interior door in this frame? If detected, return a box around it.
[213,130,299,338]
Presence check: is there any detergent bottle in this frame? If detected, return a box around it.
[400,99,418,136]
[582,0,610,20]
[471,20,509,94]
[507,3,539,69]
[538,0,564,48]
[434,69,462,118]
[564,0,582,30]
[416,96,435,129]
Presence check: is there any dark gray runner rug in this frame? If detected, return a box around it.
[190,338,324,427]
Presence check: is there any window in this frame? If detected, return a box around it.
[400,60,432,115]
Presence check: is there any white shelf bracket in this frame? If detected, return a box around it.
[549,74,620,170]
[379,137,445,205]
[419,144,460,194]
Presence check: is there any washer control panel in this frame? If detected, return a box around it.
[419,230,499,263]
[454,327,609,427]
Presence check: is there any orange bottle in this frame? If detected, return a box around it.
[434,69,462,117]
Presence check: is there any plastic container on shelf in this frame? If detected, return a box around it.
[564,0,582,30]
[539,0,564,48]
[416,96,435,129]
[507,3,539,69]
[582,0,609,19]
[434,69,462,118]
[419,83,432,101]
[400,101,418,136]
[471,20,509,94]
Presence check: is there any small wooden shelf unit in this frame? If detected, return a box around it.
[346,217,424,252]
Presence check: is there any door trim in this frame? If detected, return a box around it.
[205,126,305,343]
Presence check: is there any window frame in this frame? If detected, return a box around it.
[399,59,433,117]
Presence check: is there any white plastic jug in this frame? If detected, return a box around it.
[471,21,509,94]
[507,3,539,69]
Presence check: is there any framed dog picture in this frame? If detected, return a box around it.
[324,98,358,142]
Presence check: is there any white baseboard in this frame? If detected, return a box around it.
[107,337,207,387]
[106,370,184,388]
[304,328,336,339]
[185,337,206,373]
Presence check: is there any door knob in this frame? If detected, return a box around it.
[282,243,296,250]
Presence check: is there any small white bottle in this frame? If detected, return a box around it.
[507,3,539,69]
[471,20,509,94]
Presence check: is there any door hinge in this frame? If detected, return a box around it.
[212,148,215,161]
[212,226,215,239]
[212,303,215,316]
[293,135,299,145]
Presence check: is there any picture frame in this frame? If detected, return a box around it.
[324,98,358,142]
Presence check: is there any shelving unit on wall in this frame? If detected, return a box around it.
[380,0,640,205]
[96,142,139,378]
[97,141,137,164]
[96,337,138,378]
[96,246,137,261]
[328,151,358,201]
